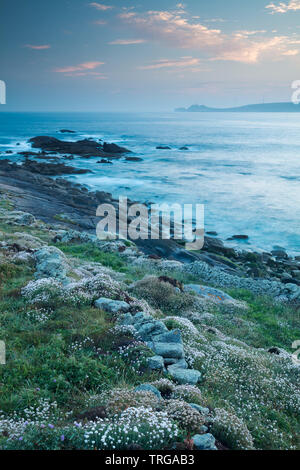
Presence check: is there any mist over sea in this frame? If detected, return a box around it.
[0,111,299,255]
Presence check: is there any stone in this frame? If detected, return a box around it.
[152,329,182,344]
[34,246,67,281]
[147,355,164,371]
[200,425,208,434]
[137,320,168,341]
[134,384,161,399]
[0,210,36,226]
[167,358,188,369]
[94,298,130,314]
[120,313,134,325]
[189,404,210,416]
[168,367,201,385]
[193,434,217,450]
[185,284,234,303]
[153,342,184,359]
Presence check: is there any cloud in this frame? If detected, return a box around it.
[54,61,106,77]
[24,44,51,50]
[108,39,146,45]
[139,57,201,70]
[94,20,107,25]
[266,1,300,13]
[119,9,300,63]
[89,2,113,10]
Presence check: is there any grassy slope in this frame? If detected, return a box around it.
[0,217,299,450]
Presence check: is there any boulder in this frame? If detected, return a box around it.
[153,342,184,359]
[147,355,165,371]
[94,298,130,314]
[0,210,36,226]
[152,329,182,344]
[185,284,234,303]
[134,384,161,399]
[189,404,210,416]
[168,366,201,385]
[34,246,67,281]
[137,320,168,341]
[193,433,217,450]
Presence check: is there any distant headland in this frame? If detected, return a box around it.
[175,102,300,113]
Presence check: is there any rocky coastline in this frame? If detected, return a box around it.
[0,134,299,298]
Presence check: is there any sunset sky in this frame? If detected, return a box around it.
[2,0,300,111]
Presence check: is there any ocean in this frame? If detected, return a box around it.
[0,111,299,255]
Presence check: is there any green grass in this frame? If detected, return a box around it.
[222,288,300,350]
[0,262,160,415]
[55,242,128,272]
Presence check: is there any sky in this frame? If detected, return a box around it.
[1,0,300,111]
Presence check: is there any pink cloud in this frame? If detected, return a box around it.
[119,9,300,63]
[108,39,146,45]
[139,57,201,70]
[54,61,106,77]
[89,2,113,10]
[266,1,300,13]
[24,44,51,50]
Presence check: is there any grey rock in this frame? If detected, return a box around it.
[134,384,161,399]
[154,342,184,359]
[168,367,201,385]
[34,246,67,281]
[120,313,134,325]
[193,433,217,450]
[94,298,130,314]
[185,284,234,303]
[200,425,209,434]
[0,210,36,226]
[147,355,164,370]
[189,404,210,416]
[137,320,168,341]
[152,329,182,344]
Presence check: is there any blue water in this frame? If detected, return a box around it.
[0,111,299,255]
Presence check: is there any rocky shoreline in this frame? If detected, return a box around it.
[0,135,299,298]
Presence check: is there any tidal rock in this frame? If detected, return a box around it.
[97,159,113,164]
[156,146,171,150]
[229,235,249,240]
[179,146,189,150]
[59,129,76,134]
[22,159,91,176]
[29,136,130,158]
[192,434,217,451]
[94,298,130,314]
[271,249,288,260]
[125,156,143,162]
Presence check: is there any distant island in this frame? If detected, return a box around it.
[175,102,300,113]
